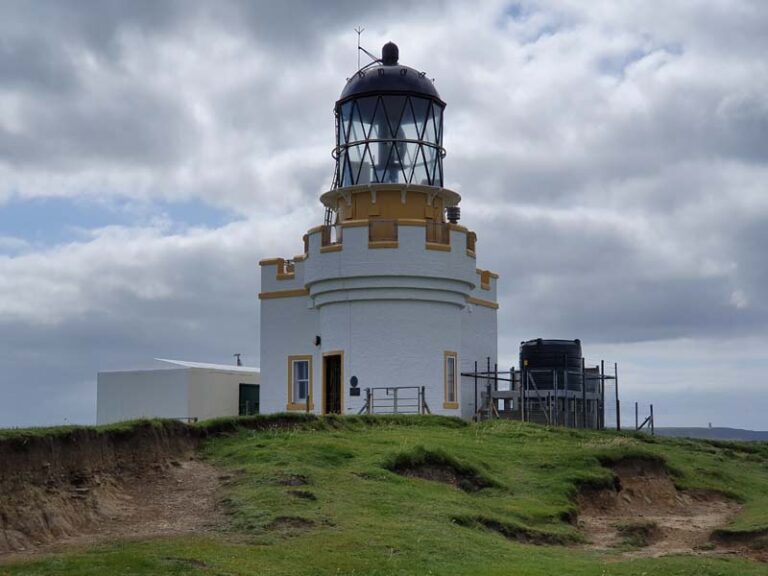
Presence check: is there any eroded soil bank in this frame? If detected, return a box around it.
[577,457,750,558]
[0,421,209,555]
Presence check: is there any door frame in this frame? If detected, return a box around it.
[322,350,344,415]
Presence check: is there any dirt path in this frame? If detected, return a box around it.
[0,457,223,564]
[578,458,743,559]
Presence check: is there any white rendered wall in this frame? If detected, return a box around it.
[319,299,463,415]
[460,303,498,418]
[259,210,499,418]
[188,368,260,421]
[258,292,319,414]
[97,369,188,424]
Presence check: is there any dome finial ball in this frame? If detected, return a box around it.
[381,42,399,65]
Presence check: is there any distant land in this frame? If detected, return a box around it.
[655,427,768,442]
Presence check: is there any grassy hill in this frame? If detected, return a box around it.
[656,427,768,442]
[2,415,768,575]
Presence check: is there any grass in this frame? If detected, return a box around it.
[2,416,768,575]
[0,418,174,441]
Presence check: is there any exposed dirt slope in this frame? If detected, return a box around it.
[578,458,742,558]
[0,421,204,555]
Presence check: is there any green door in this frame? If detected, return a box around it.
[239,384,260,416]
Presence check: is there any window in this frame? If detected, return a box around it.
[444,352,458,409]
[288,355,313,410]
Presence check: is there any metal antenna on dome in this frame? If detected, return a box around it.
[354,26,364,70]
[353,26,380,73]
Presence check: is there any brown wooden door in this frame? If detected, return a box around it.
[323,355,342,414]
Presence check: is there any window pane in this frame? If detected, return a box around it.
[446,356,457,402]
[339,101,352,145]
[410,97,430,140]
[356,96,378,139]
[381,95,407,137]
[293,360,309,401]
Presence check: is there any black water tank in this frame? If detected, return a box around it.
[520,339,582,391]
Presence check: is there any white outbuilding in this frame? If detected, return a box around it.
[96,359,260,424]
[258,43,499,419]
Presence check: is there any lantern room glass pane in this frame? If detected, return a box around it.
[337,96,444,187]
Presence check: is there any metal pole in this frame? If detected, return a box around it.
[600,360,605,430]
[563,354,568,428]
[521,364,527,422]
[650,404,655,436]
[581,357,587,429]
[548,390,552,424]
[474,360,478,417]
[614,362,620,431]
[486,357,491,420]
[553,370,558,426]
[635,401,638,431]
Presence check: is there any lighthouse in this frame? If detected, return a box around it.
[258,43,499,417]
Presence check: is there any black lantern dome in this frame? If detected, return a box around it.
[333,42,445,189]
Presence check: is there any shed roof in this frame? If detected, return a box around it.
[155,358,260,373]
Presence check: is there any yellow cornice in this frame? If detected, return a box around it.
[398,218,427,227]
[476,268,500,279]
[340,219,368,228]
[258,288,310,300]
[467,296,499,310]
[368,241,399,249]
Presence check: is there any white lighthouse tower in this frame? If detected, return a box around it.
[258,43,499,418]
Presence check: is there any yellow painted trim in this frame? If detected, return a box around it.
[258,288,310,300]
[475,268,500,279]
[448,223,469,233]
[287,354,313,410]
[398,218,428,227]
[293,255,307,262]
[444,351,458,408]
[341,219,369,228]
[320,244,343,253]
[306,225,325,235]
[466,250,476,258]
[442,402,460,410]
[426,242,451,252]
[368,241,399,249]
[286,402,315,411]
[322,350,344,415]
[259,258,283,266]
[467,296,499,310]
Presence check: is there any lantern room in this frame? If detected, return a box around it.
[333,42,446,189]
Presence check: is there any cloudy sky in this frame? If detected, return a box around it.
[1,0,767,429]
